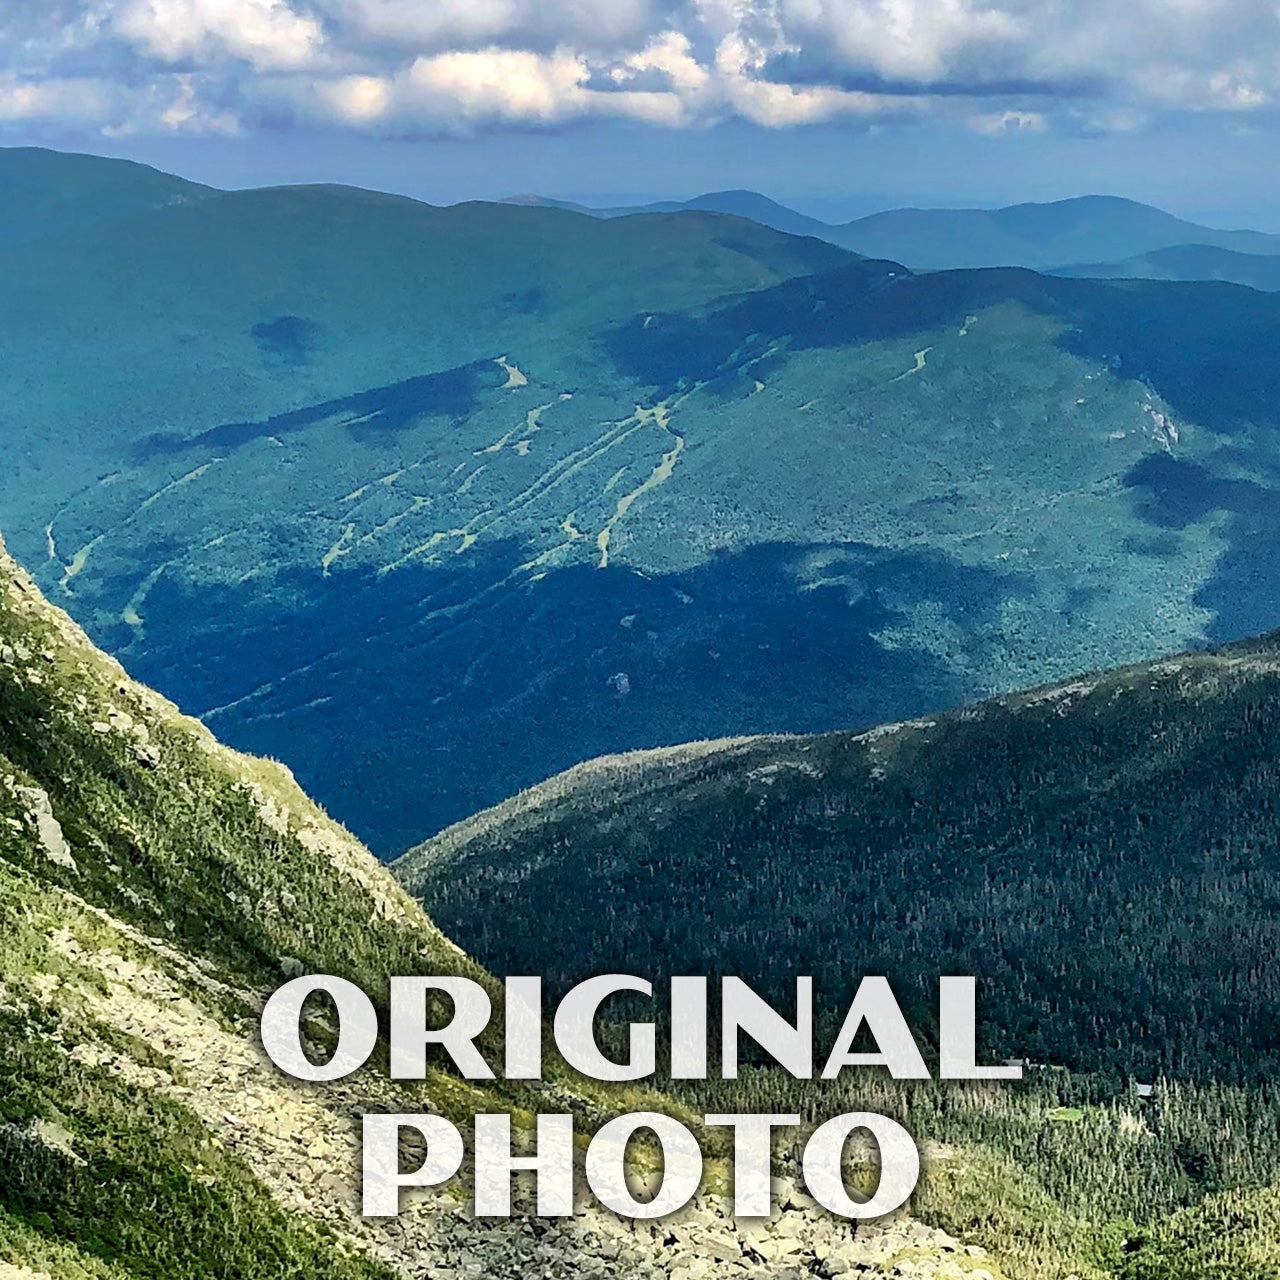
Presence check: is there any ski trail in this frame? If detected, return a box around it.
[596,403,684,569]
[891,347,933,382]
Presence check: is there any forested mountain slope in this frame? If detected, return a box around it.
[399,629,1280,1087]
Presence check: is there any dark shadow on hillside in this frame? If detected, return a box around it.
[251,314,319,366]
[1124,452,1280,641]
[134,359,502,458]
[89,536,1030,856]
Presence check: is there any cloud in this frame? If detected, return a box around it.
[0,74,117,123]
[403,47,592,126]
[304,27,909,133]
[313,44,689,130]
[112,0,325,70]
[2,0,1280,137]
[968,108,1045,135]
[316,0,667,52]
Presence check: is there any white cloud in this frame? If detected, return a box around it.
[315,0,663,51]
[112,0,325,70]
[0,74,116,123]
[154,71,243,130]
[714,27,925,125]
[3,0,1280,136]
[323,28,920,132]
[319,71,391,123]
[403,47,592,125]
[770,0,1027,83]
[614,31,712,97]
[311,41,704,130]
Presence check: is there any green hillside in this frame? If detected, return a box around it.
[7,151,1280,853]
[0,526,517,1277]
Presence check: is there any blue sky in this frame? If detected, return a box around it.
[3,1,1280,227]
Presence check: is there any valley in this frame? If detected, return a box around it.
[6,152,1280,852]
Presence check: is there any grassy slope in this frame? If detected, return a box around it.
[1,532,1013,1280]
[0,528,647,1277]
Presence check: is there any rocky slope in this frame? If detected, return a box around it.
[0,529,994,1279]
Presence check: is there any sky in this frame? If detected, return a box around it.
[2,1,1280,226]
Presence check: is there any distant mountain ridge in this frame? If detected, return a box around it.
[1051,242,1280,290]
[505,189,1280,270]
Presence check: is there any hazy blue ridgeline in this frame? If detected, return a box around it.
[511,188,1280,273]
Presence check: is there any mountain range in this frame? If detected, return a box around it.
[7,148,1280,853]
[505,189,1280,273]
